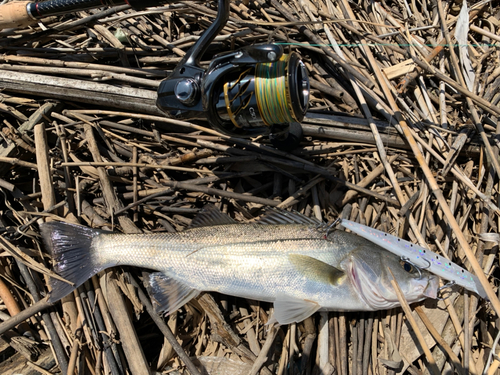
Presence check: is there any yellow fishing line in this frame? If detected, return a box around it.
[255,55,296,126]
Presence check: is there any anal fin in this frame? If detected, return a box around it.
[269,294,321,325]
[145,272,199,315]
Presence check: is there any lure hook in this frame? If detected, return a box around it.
[420,257,431,270]
[324,218,341,239]
[437,281,456,300]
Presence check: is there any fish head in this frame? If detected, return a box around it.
[347,248,439,310]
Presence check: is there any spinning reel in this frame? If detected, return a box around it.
[0,0,310,149]
[156,0,310,150]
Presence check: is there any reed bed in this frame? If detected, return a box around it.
[0,0,499,374]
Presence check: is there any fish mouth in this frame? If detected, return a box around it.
[408,274,439,300]
[422,275,439,299]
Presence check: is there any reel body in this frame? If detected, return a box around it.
[157,45,309,142]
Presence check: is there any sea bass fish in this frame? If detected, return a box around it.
[41,208,438,325]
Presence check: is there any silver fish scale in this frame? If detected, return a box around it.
[182,239,357,305]
[94,224,373,310]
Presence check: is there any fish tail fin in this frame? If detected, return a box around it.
[41,222,108,303]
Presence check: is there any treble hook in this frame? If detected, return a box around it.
[324,218,341,239]
[437,280,456,300]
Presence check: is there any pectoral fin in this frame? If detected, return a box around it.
[289,254,345,286]
[145,272,199,315]
[270,294,321,325]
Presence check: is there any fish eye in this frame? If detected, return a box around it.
[400,260,415,273]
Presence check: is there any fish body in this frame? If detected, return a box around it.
[42,210,438,325]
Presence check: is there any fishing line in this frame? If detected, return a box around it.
[235,18,396,28]
[275,42,499,48]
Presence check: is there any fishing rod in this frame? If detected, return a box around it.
[0,0,155,28]
[0,0,310,149]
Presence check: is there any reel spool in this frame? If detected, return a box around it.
[156,0,310,150]
[215,52,309,138]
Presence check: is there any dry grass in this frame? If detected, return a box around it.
[0,0,499,374]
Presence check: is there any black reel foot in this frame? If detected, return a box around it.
[269,122,303,151]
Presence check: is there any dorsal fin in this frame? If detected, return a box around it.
[255,209,323,226]
[188,204,237,229]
